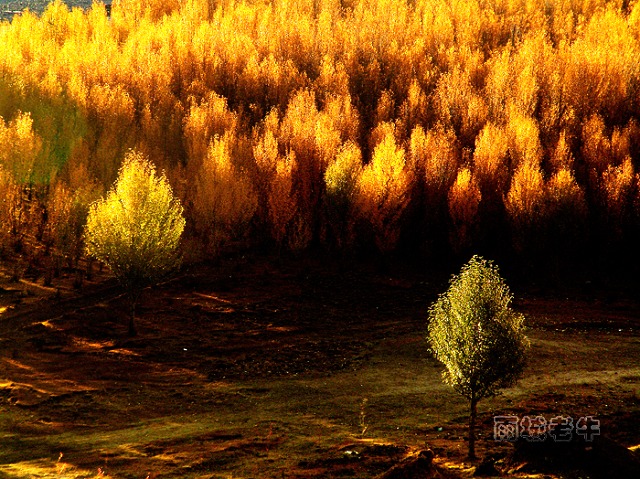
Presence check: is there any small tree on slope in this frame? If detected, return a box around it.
[85,151,185,336]
[427,255,528,459]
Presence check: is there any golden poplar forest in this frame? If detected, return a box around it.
[1,0,640,271]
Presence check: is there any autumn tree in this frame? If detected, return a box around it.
[448,168,481,253]
[0,167,20,254]
[356,126,411,253]
[323,141,363,249]
[428,256,528,459]
[3,0,640,266]
[85,151,185,336]
[505,157,546,255]
[189,133,257,254]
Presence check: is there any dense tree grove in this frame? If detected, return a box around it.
[1,0,640,277]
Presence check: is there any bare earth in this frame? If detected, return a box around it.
[0,255,639,478]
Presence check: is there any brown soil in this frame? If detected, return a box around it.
[0,254,639,478]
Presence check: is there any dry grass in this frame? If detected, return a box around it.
[1,256,639,477]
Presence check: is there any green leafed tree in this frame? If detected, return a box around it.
[427,255,528,459]
[85,151,185,336]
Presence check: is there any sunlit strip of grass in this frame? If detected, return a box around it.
[0,457,112,479]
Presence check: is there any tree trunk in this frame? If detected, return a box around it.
[469,394,478,460]
[128,292,138,337]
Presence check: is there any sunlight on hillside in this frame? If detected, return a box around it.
[0,457,112,479]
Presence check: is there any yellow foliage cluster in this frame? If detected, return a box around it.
[357,128,411,252]
[189,133,257,252]
[0,166,20,251]
[85,150,185,287]
[448,168,481,252]
[0,0,640,264]
[0,112,42,184]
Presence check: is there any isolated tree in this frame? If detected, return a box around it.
[427,256,528,459]
[85,151,185,336]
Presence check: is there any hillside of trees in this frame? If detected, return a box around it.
[1,0,640,279]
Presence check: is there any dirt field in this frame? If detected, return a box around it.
[1,255,639,478]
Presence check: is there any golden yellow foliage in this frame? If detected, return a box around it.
[397,78,429,139]
[563,4,640,122]
[268,151,299,248]
[505,158,546,250]
[86,83,137,185]
[43,182,73,253]
[434,67,487,147]
[546,168,586,221]
[280,89,320,164]
[0,167,21,251]
[0,112,43,184]
[472,122,510,199]
[190,133,257,253]
[325,142,364,203]
[549,130,574,173]
[356,128,411,252]
[410,125,459,208]
[184,92,239,164]
[0,0,638,261]
[506,111,542,167]
[85,151,185,292]
[601,157,635,235]
[322,94,361,146]
[50,173,100,267]
[448,168,481,252]
[581,114,613,176]
[324,141,363,248]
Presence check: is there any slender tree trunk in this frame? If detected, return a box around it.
[128,302,137,337]
[128,290,139,337]
[469,394,478,460]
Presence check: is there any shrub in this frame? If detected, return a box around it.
[472,122,511,226]
[581,114,613,184]
[409,124,459,245]
[545,167,587,261]
[397,78,429,139]
[434,66,487,147]
[0,112,43,186]
[506,111,542,167]
[183,92,239,165]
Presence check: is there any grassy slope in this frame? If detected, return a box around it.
[1,257,639,478]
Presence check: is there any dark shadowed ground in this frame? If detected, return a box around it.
[0,254,639,478]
